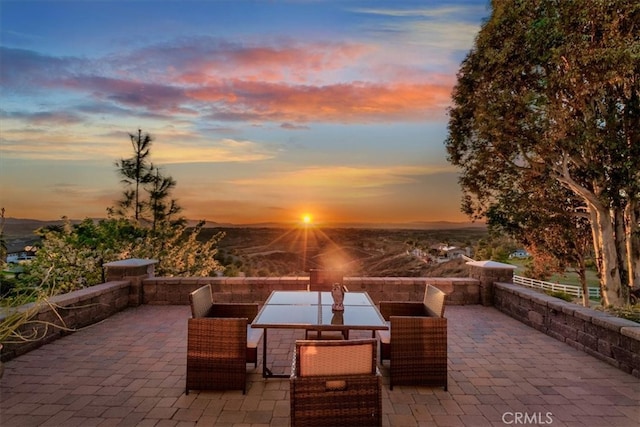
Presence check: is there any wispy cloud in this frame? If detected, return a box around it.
[154,138,276,164]
[1,36,453,127]
[230,164,457,189]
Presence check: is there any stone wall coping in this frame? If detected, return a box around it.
[0,281,130,318]
[591,314,639,331]
[496,282,639,329]
[466,260,518,269]
[104,258,158,267]
[621,326,640,340]
[47,281,130,308]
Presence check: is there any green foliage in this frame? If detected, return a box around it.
[445,0,640,305]
[129,220,225,277]
[472,235,518,262]
[17,218,224,292]
[545,290,574,302]
[1,269,74,344]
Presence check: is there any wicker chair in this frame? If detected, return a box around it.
[376,284,448,391]
[305,284,350,340]
[290,339,382,427]
[186,285,262,394]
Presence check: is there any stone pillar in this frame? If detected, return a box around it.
[466,260,517,306]
[104,258,158,307]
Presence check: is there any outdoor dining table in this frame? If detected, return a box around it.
[251,290,388,378]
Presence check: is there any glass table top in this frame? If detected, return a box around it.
[252,290,386,329]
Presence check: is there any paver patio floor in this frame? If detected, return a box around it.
[1,304,638,427]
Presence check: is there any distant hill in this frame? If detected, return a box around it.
[5,217,485,238]
[2,218,72,239]
[192,220,486,231]
[3,217,487,278]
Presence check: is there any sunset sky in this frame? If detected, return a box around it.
[0,0,490,225]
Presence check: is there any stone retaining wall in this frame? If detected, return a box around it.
[1,281,130,362]
[141,276,481,306]
[494,282,640,378]
[1,276,478,362]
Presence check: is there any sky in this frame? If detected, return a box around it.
[0,0,490,226]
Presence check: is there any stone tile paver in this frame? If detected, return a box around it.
[1,304,638,427]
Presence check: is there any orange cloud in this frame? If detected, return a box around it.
[188,79,453,123]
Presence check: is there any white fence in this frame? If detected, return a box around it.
[513,275,601,299]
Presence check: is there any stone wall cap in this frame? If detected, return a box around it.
[104,258,158,267]
[466,260,518,269]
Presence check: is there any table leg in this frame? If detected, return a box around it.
[262,328,270,378]
[261,328,290,379]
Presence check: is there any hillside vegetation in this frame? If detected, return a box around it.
[208,226,487,277]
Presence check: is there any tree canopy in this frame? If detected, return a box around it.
[446,0,639,306]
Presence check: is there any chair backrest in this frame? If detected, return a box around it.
[190,285,213,318]
[187,317,246,357]
[423,284,446,318]
[295,339,377,377]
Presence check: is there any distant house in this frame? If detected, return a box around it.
[430,244,470,263]
[509,249,530,259]
[408,248,425,258]
[6,245,38,264]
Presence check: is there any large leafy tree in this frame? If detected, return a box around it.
[446,0,639,306]
[486,176,594,306]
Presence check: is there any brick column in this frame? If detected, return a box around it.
[104,258,158,307]
[467,260,517,306]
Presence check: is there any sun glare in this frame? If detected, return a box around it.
[302,214,312,224]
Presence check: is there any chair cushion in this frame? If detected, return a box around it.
[246,326,263,349]
[299,343,373,377]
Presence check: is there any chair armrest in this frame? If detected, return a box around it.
[378,301,425,320]
[209,303,259,322]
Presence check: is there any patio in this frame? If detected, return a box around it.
[1,304,638,427]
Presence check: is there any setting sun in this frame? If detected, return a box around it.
[302,214,313,224]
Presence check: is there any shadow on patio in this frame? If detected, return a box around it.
[1,304,638,427]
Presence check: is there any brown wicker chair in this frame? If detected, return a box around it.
[376,284,448,391]
[305,284,349,340]
[290,338,382,427]
[186,285,262,394]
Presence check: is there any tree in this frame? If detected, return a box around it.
[446,0,639,306]
[486,176,594,306]
[21,217,225,292]
[18,128,225,292]
[22,218,144,293]
[113,129,155,221]
[0,208,6,269]
[148,166,183,230]
[111,129,185,229]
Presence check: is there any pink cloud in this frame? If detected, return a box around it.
[3,40,453,124]
[125,38,371,85]
[188,79,453,123]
